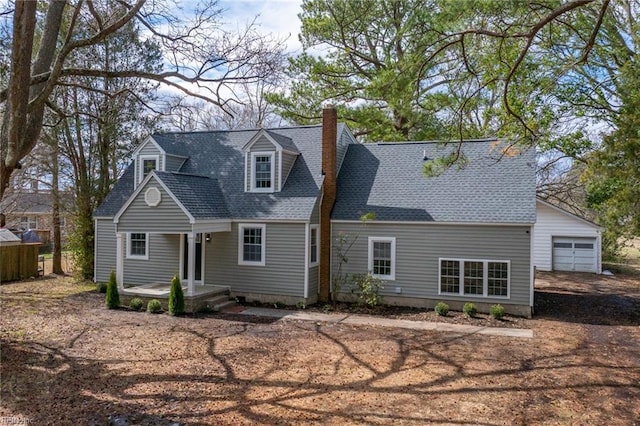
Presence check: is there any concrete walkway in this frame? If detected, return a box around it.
[236,307,533,338]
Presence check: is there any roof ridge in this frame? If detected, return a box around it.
[153,123,325,137]
[371,138,498,145]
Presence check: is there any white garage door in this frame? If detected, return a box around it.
[552,237,597,273]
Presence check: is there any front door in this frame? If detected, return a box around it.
[182,234,203,282]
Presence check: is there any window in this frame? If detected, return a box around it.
[138,155,159,183]
[368,237,396,280]
[20,216,38,229]
[127,233,148,259]
[310,225,319,265]
[250,152,274,192]
[238,224,266,266]
[439,258,510,298]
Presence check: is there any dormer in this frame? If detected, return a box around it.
[243,130,299,193]
[132,136,188,188]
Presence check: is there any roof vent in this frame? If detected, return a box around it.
[423,149,429,161]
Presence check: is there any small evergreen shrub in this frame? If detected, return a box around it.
[129,297,144,311]
[490,304,505,320]
[147,299,162,314]
[352,273,384,307]
[434,302,449,316]
[168,275,185,316]
[463,302,477,318]
[97,282,108,293]
[105,270,120,309]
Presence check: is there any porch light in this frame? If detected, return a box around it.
[205,233,211,242]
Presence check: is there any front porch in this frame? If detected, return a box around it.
[120,283,236,313]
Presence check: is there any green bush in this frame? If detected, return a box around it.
[105,270,120,309]
[352,273,384,307]
[147,299,162,314]
[129,297,144,311]
[463,302,477,318]
[168,275,185,316]
[490,304,505,320]
[96,282,108,293]
[434,302,449,316]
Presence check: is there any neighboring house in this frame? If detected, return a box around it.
[94,107,538,316]
[0,191,74,246]
[533,198,603,274]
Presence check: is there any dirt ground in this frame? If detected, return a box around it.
[1,271,639,425]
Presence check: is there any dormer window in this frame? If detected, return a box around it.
[138,155,159,183]
[251,152,274,192]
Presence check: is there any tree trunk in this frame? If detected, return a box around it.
[51,135,63,275]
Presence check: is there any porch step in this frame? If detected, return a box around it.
[203,292,238,312]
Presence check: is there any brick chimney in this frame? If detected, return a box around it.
[319,105,337,302]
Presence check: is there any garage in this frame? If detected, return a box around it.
[552,237,597,272]
[534,199,603,274]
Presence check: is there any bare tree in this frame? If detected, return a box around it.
[0,0,286,199]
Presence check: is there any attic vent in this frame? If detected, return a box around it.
[145,187,162,207]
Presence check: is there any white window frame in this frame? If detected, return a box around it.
[250,152,275,193]
[368,237,396,280]
[138,154,159,183]
[20,215,38,229]
[438,258,510,299]
[310,225,319,266]
[238,223,266,266]
[126,232,149,260]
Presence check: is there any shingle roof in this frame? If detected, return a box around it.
[333,140,536,223]
[95,125,327,221]
[153,171,229,219]
[264,130,300,154]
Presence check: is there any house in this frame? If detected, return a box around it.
[533,198,602,273]
[0,191,74,247]
[94,106,537,316]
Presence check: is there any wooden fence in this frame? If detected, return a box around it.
[0,243,41,282]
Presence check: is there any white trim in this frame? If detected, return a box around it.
[179,233,205,286]
[536,199,603,230]
[367,236,396,281]
[278,150,283,192]
[250,151,275,193]
[437,258,511,299]
[304,223,309,298]
[113,173,195,224]
[138,154,160,185]
[126,232,149,260]
[144,186,162,207]
[530,225,535,308]
[116,233,124,290]
[238,223,266,266]
[332,219,535,226]
[309,224,320,267]
[241,128,299,155]
[244,152,248,192]
[131,136,166,158]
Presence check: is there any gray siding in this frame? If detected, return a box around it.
[95,219,117,282]
[165,155,186,172]
[136,141,164,183]
[331,222,532,306]
[205,222,306,297]
[281,152,297,187]
[308,266,319,296]
[249,135,276,151]
[118,177,191,233]
[123,234,181,285]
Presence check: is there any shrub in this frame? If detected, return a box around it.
[129,297,144,311]
[490,304,505,320]
[147,299,162,314]
[463,302,477,318]
[105,270,120,309]
[352,273,384,307]
[168,275,185,316]
[434,302,449,316]
[96,282,108,293]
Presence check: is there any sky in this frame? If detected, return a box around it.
[218,0,304,54]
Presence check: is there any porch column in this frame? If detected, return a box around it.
[187,233,195,296]
[116,232,124,291]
